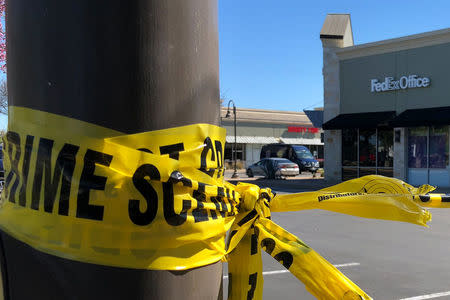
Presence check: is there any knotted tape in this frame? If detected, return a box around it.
[1,106,449,299]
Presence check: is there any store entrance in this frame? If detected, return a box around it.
[341,128,394,181]
[408,126,450,187]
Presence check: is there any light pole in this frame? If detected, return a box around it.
[225,99,239,178]
[5,0,223,299]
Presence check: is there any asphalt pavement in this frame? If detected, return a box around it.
[222,177,450,300]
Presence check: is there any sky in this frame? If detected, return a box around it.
[2,1,450,129]
[218,0,450,112]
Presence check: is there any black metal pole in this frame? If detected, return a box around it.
[3,0,222,299]
[232,105,238,178]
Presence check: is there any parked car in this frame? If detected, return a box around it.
[260,144,320,175]
[247,158,299,179]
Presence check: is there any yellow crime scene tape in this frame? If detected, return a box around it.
[1,106,449,299]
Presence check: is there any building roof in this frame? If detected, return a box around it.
[336,27,450,60]
[220,107,313,126]
[225,136,279,144]
[320,14,351,38]
[226,136,323,145]
[279,137,323,145]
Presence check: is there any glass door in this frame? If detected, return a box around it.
[342,128,358,181]
[407,126,449,186]
[407,127,428,186]
[377,128,394,177]
[358,129,376,176]
[341,128,394,181]
[429,126,449,186]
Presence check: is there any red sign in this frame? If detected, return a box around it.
[288,126,319,134]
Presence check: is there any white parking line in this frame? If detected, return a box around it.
[258,269,289,276]
[398,291,450,300]
[332,262,361,268]
[223,262,360,280]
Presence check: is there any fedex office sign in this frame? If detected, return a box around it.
[370,75,430,93]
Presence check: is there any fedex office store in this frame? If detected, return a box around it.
[321,16,450,187]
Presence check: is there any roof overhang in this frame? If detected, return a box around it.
[323,107,450,129]
[322,111,396,130]
[390,106,450,127]
[225,136,279,144]
[303,110,324,128]
[279,137,323,145]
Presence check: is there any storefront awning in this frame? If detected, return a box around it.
[389,106,450,127]
[225,136,279,144]
[322,111,396,130]
[303,110,324,128]
[279,137,323,145]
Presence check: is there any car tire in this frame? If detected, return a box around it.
[247,169,254,177]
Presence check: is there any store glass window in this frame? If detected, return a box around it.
[342,167,358,181]
[408,127,428,168]
[224,143,246,161]
[359,129,376,167]
[342,129,357,166]
[236,144,245,160]
[342,128,394,181]
[429,126,449,168]
[359,168,376,177]
[377,128,393,168]
[225,144,232,161]
[377,168,393,177]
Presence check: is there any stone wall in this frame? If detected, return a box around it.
[322,43,343,182]
[321,15,353,183]
[393,128,407,181]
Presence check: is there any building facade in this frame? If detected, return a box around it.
[220,107,323,168]
[321,14,450,187]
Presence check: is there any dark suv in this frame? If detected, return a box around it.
[260,144,320,174]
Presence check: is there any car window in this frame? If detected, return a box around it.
[274,146,288,158]
[292,146,314,159]
[269,147,279,158]
[260,148,269,158]
[276,159,292,164]
[287,148,294,158]
[264,160,273,167]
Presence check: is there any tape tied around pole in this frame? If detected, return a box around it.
[1,106,449,299]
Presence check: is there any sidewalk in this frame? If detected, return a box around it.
[223,169,321,181]
[223,169,328,191]
[223,169,450,194]
[433,187,450,194]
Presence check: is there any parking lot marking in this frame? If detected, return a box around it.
[258,269,289,276]
[223,262,360,279]
[333,262,361,268]
[398,291,450,300]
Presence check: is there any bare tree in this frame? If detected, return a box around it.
[0,79,6,115]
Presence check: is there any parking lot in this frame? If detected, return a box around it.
[222,176,450,299]
[224,169,321,181]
